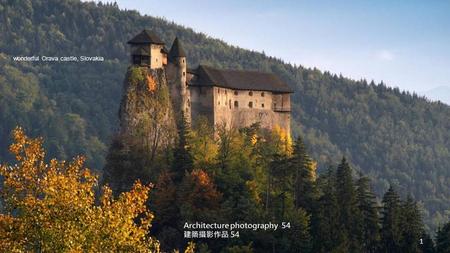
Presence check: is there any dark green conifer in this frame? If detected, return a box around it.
[419,232,435,253]
[400,196,425,253]
[335,157,362,252]
[172,113,193,182]
[381,186,403,253]
[313,168,348,252]
[356,176,380,253]
[436,222,450,253]
[290,136,316,211]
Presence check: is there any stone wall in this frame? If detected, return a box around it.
[189,85,214,125]
[150,44,164,69]
[211,86,291,134]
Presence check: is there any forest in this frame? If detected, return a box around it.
[0,0,450,234]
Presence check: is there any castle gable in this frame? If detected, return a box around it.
[190,65,293,93]
[127,29,165,45]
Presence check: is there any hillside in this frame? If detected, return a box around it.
[423,86,450,105]
[1,0,449,230]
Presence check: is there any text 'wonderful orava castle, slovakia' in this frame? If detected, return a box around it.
[127,29,293,135]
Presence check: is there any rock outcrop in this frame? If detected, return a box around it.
[103,66,177,193]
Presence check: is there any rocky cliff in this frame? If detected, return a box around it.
[103,66,177,193]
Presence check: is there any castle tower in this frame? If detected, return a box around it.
[167,37,190,123]
[127,29,166,69]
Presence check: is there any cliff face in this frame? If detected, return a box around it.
[103,66,177,193]
[119,66,177,156]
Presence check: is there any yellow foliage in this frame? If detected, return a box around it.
[309,160,318,181]
[0,127,160,252]
[271,125,292,155]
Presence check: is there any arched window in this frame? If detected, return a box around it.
[234,91,238,95]
[249,91,253,96]
[234,101,239,108]
[261,103,265,108]
[261,92,265,97]
[248,101,253,108]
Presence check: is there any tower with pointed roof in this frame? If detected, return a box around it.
[166,37,190,123]
[127,29,167,69]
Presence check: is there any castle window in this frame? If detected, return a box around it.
[248,101,253,108]
[183,72,186,76]
[182,59,185,63]
[218,89,220,94]
[249,91,253,96]
[261,92,265,97]
[234,91,238,95]
[234,101,239,108]
[229,100,231,109]
[262,103,265,108]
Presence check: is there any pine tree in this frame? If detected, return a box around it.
[172,113,193,182]
[335,157,362,252]
[103,136,151,194]
[356,176,380,253]
[312,168,348,253]
[290,136,316,211]
[436,222,450,253]
[400,196,424,253]
[381,186,403,253]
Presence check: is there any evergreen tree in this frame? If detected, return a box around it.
[172,113,193,182]
[400,196,424,253]
[419,232,435,253]
[436,222,450,253]
[290,136,316,211]
[313,168,348,253]
[356,176,380,253]
[102,136,151,194]
[381,186,403,253]
[335,157,362,252]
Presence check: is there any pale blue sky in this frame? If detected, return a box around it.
[104,0,450,94]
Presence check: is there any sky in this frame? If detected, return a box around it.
[103,0,450,95]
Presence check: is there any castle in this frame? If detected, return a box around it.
[128,30,293,134]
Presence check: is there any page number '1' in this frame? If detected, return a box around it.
[420,238,423,245]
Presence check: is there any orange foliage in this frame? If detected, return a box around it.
[146,74,157,92]
[0,127,160,252]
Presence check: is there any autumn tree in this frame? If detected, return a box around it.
[0,127,160,252]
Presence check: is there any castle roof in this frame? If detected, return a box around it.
[161,46,169,54]
[131,45,150,55]
[127,29,165,45]
[169,37,186,58]
[191,65,293,93]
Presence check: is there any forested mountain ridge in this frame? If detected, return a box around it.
[0,0,449,230]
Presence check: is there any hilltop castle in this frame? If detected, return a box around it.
[127,30,293,134]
